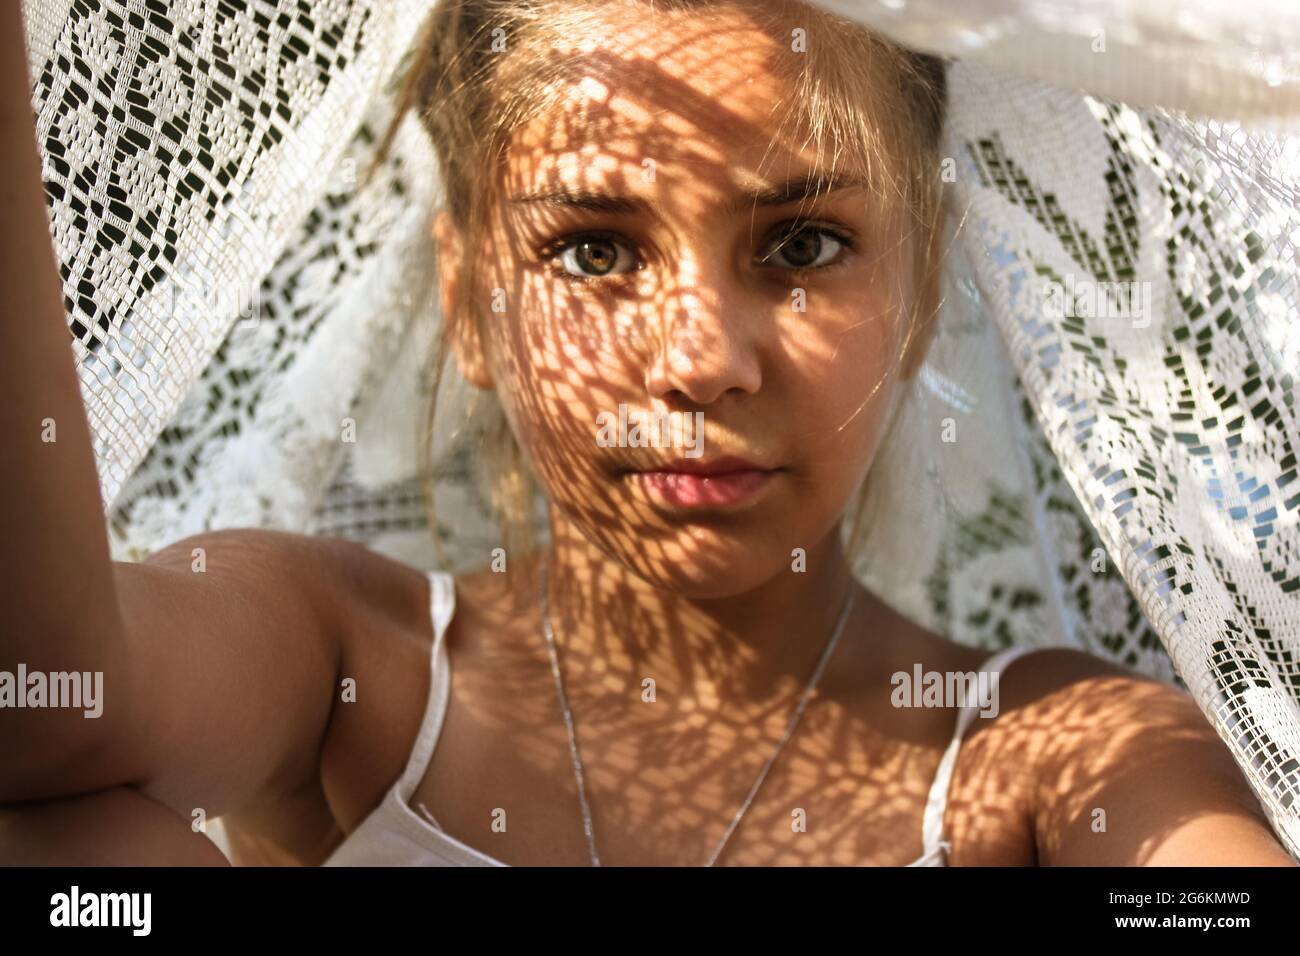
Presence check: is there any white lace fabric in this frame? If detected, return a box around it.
[20,0,1300,858]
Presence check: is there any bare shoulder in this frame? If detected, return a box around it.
[136,528,437,864]
[140,526,430,638]
[315,551,546,851]
[961,646,1294,865]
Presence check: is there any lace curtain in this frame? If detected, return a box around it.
[21,0,1300,857]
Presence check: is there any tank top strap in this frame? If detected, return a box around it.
[395,570,458,801]
[918,644,1043,859]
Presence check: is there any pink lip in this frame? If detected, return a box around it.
[629,457,778,508]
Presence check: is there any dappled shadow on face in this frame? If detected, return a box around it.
[430,0,965,865]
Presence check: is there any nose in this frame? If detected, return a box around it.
[645,269,763,406]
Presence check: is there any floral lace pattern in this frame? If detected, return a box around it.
[22,0,1300,857]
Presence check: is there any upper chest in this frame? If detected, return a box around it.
[324,633,1036,866]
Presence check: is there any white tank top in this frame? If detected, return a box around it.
[323,571,1037,867]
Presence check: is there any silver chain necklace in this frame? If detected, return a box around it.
[537,556,857,867]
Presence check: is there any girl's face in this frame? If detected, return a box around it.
[444,1,929,598]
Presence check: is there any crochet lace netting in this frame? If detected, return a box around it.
[20,0,1300,857]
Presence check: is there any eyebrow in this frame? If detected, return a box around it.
[508,173,869,216]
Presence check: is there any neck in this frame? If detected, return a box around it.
[535,510,861,717]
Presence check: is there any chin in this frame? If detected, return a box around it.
[599,519,804,600]
[629,554,787,601]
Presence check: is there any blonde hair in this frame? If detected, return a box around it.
[374,0,949,566]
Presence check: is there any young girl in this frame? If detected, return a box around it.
[1,0,1293,867]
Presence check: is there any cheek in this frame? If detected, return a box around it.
[778,290,906,469]
[483,225,910,522]
[486,267,639,491]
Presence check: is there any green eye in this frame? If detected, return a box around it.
[557,237,637,278]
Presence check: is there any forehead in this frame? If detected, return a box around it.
[503,3,829,201]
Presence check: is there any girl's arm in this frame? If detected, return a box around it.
[0,4,344,828]
[1007,651,1296,866]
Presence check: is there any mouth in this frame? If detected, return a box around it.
[622,456,781,509]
